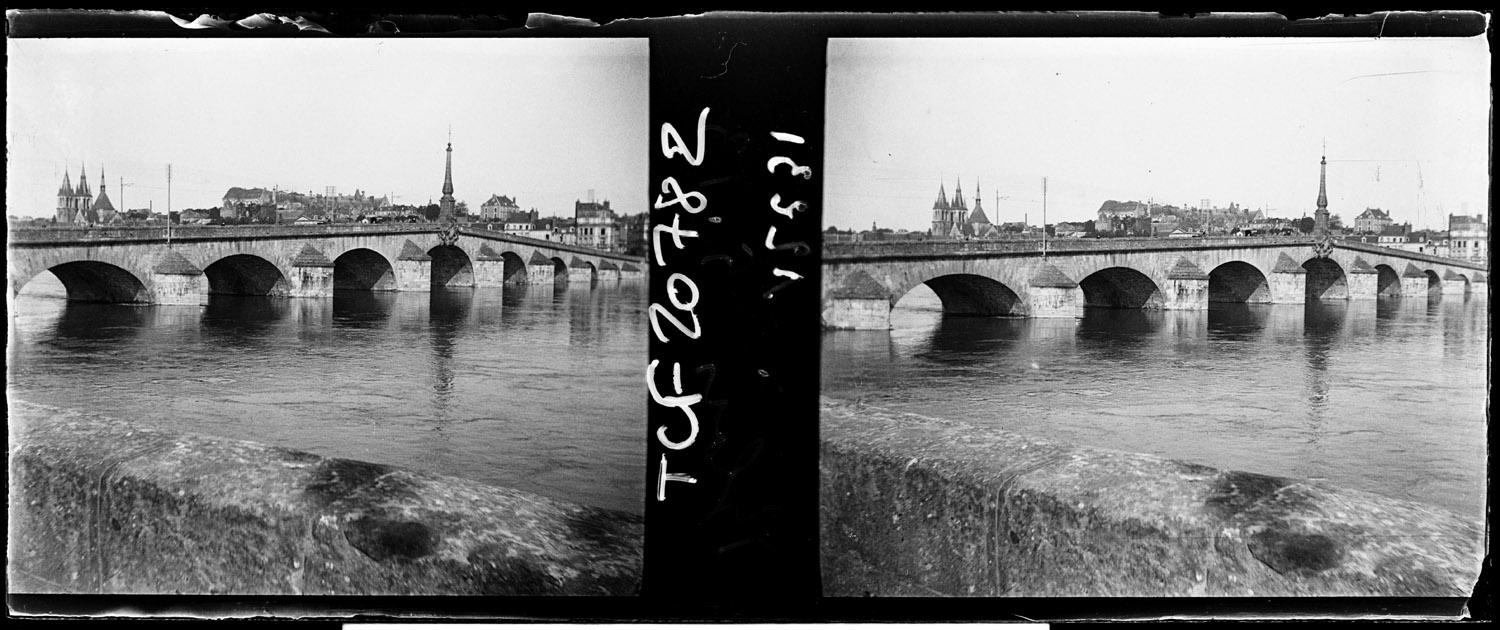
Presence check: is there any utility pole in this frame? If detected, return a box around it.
[1042,176,1048,258]
[166,163,173,244]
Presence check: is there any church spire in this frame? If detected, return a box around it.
[1314,146,1329,237]
[439,129,456,221]
[77,162,90,198]
[974,179,982,210]
[934,181,949,209]
[442,129,454,196]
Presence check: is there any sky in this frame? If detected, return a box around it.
[7,38,648,219]
[826,37,1490,232]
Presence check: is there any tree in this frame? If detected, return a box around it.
[421,203,441,221]
[1298,217,1316,233]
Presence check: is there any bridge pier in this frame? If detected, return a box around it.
[1269,254,1306,304]
[1399,264,1429,298]
[1346,258,1378,300]
[565,257,594,284]
[395,240,432,292]
[472,245,510,288]
[825,271,894,330]
[1028,263,1083,318]
[151,249,207,305]
[1163,258,1209,310]
[597,261,621,284]
[524,252,556,285]
[290,245,335,298]
[1440,271,1468,296]
[472,259,508,288]
[620,262,645,281]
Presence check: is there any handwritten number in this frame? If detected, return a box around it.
[767,156,812,179]
[662,107,710,166]
[769,194,805,219]
[655,177,708,214]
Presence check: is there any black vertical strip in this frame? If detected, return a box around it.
[646,17,824,605]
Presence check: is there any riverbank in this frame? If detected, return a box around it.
[821,398,1483,597]
[8,401,642,595]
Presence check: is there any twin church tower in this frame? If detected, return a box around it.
[54,164,115,224]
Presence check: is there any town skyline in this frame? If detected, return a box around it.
[7,38,648,221]
[825,37,1489,234]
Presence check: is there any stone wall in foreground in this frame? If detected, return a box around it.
[8,401,642,595]
[820,399,1482,597]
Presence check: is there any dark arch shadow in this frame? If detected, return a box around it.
[1208,261,1271,303]
[41,261,148,303]
[204,255,290,296]
[1424,270,1442,298]
[917,274,1022,316]
[551,257,570,286]
[334,248,396,291]
[428,245,473,287]
[1375,264,1402,297]
[501,251,528,284]
[1080,267,1163,309]
[1303,258,1348,300]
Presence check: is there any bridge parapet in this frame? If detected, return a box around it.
[7,224,436,245]
[825,236,1318,260]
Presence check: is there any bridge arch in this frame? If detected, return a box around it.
[1302,258,1348,300]
[428,245,474,287]
[1423,269,1442,297]
[203,254,291,296]
[501,251,528,283]
[1208,261,1271,303]
[905,273,1023,316]
[27,261,149,303]
[1375,264,1402,297]
[550,257,570,285]
[333,248,396,291]
[1079,267,1163,309]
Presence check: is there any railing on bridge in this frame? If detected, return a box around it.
[1332,239,1489,271]
[823,235,1489,270]
[823,236,1318,258]
[6,223,434,245]
[6,224,645,264]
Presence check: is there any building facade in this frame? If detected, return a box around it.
[480,194,521,221]
[1353,208,1393,234]
[575,199,617,251]
[1447,214,1487,263]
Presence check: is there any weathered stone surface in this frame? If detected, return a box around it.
[1270,252,1306,274]
[1347,257,1377,274]
[1028,263,1078,288]
[474,244,507,261]
[290,244,334,268]
[152,248,203,275]
[1401,263,1428,278]
[1164,257,1208,280]
[396,239,431,261]
[9,401,641,595]
[821,398,1482,597]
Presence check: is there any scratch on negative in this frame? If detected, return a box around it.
[702,41,743,79]
[1377,12,1389,38]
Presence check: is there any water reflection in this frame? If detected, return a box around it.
[823,291,1488,518]
[332,290,396,330]
[10,282,647,515]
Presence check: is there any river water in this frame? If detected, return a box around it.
[822,285,1489,520]
[9,273,646,516]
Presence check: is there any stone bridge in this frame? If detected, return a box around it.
[823,237,1488,329]
[7,224,645,305]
